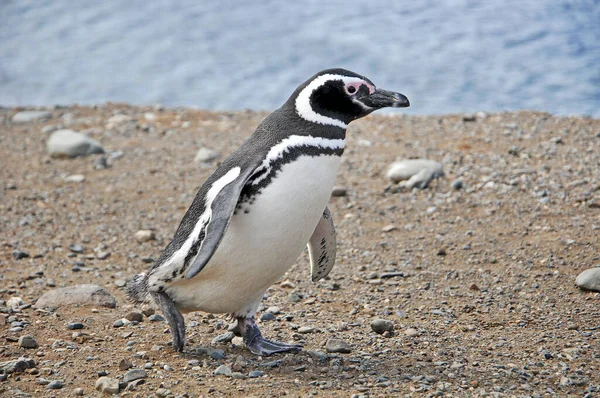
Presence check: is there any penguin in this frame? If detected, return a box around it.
[127,68,409,355]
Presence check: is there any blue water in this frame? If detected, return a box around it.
[1,1,599,116]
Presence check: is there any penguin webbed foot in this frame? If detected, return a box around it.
[238,316,302,356]
[151,291,186,352]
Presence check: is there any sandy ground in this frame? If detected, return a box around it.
[1,105,599,397]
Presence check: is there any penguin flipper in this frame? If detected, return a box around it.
[184,165,257,280]
[307,207,337,282]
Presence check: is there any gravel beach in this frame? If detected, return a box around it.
[1,105,599,397]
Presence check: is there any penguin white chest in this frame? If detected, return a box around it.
[168,154,341,314]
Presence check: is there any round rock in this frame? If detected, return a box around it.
[386,159,444,186]
[370,319,394,335]
[194,147,221,165]
[47,129,104,158]
[35,284,117,309]
[575,268,600,292]
[135,230,156,243]
[214,365,232,377]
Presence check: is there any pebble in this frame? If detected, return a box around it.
[93,155,109,169]
[73,387,84,396]
[325,338,352,353]
[12,250,30,260]
[260,312,276,321]
[298,326,315,334]
[211,332,235,345]
[47,129,104,158]
[114,279,127,288]
[451,179,464,190]
[7,296,25,309]
[331,186,347,197]
[575,268,600,292]
[248,370,264,378]
[119,359,133,371]
[194,147,221,165]
[18,335,39,349]
[68,244,84,253]
[266,306,281,315]
[95,376,120,394]
[12,111,52,123]
[35,284,116,309]
[381,224,397,232]
[123,369,147,383]
[209,349,226,360]
[155,388,172,397]
[148,314,165,322]
[214,365,232,376]
[404,328,419,337]
[64,174,86,183]
[125,311,143,322]
[67,322,84,330]
[280,280,296,288]
[370,319,394,335]
[386,159,444,186]
[135,230,156,242]
[46,380,63,389]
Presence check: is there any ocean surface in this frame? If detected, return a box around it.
[1,1,599,116]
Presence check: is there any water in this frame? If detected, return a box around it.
[1,0,599,116]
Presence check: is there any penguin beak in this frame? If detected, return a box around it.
[362,88,410,109]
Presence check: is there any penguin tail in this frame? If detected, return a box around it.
[126,272,151,304]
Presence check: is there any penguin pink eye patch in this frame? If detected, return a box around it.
[344,82,375,95]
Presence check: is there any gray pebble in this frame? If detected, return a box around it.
[113,319,125,328]
[12,250,30,260]
[46,380,63,389]
[194,147,221,165]
[123,369,147,383]
[94,156,109,169]
[325,338,352,354]
[209,349,226,360]
[248,370,264,378]
[148,314,165,322]
[35,284,116,309]
[47,129,104,158]
[155,388,172,398]
[370,319,394,335]
[451,179,464,190]
[331,186,347,197]
[67,322,84,330]
[12,111,52,123]
[114,279,127,287]
[18,335,39,349]
[576,268,600,292]
[73,387,84,396]
[69,244,84,253]
[1,357,36,373]
[213,364,232,376]
[135,230,155,242]
[211,332,235,345]
[260,312,276,321]
[297,326,315,334]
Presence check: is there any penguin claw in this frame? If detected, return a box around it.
[247,338,302,356]
[238,316,302,355]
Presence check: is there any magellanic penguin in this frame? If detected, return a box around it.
[127,68,410,355]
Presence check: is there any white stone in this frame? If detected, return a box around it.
[47,129,104,158]
[135,230,155,242]
[194,147,221,165]
[386,159,444,184]
[575,268,600,292]
[95,377,120,394]
[7,297,24,309]
[12,111,52,123]
[64,174,85,183]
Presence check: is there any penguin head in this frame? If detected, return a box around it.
[291,68,409,128]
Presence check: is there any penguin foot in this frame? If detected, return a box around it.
[237,316,302,356]
[151,291,186,352]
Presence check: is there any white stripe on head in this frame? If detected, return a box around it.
[159,167,241,270]
[295,74,373,128]
[250,135,345,186]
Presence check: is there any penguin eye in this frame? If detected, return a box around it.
[345,84,359,95]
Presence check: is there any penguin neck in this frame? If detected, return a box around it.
[263,103,347,141]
